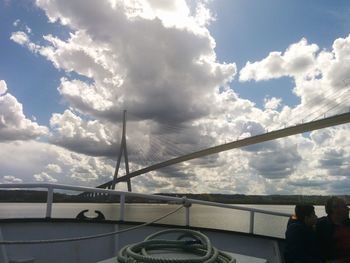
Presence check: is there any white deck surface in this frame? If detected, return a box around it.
[1,222,280,263]
[98,251,267,263]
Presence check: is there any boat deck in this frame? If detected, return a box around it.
[0,219,285,263]
[99,251,267,263]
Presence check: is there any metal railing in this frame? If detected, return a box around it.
[0,183,290,235]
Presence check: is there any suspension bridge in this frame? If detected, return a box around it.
[85,80,350,194]
[92,110,350,193]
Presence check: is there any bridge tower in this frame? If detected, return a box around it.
[112,110,132,191]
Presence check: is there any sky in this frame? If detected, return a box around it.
[1,0,350,195]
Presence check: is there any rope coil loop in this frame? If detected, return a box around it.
[118,229,236,263]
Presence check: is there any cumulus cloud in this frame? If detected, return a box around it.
[237,34,350,192]
[317,147,350,177]
[49,109,121,156]
[241,136,303,180]
[239,38,319,82]
[329,178,350,195]
[0,80,7,95]
[9,0,241,188]
[0,140,115,186]
[1,175,23,184]
[7,1,350,194]
[264,97,281,110]
[10,31,40,52]
[288,178,328,188]
[10,31,29,45]
[0,80,48,141]
[33,172,58,182]
[46,164,62,173]
[15,0,235,125]
[240,35,350,122]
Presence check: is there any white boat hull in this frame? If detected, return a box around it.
[0,220,285,263]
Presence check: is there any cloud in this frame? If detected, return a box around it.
[249,146,302,179]
[288,179,327,188]
[7,1,350,194]
[0,140,115,186]
[0,80,48,141]
[49,109,121,156]
[33,172,58,183]
[10,31,40,52]
[15,0,236,125]
[329,178,350,194]
[1,175,23,184]
[318,148,349,176]
[264,97,281,110]
[236,34,350,190]
[308,125,350,180]
[132,165,198,193]
[11,1,238,172]
[240,35,350,123]
[13,19,20,27]
[239,38,319,82]
[0,80,7,95]
[46,164,62,173]
[10,31,29,45]
[157,165,196,179]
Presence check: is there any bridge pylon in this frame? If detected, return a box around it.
[112,110,132,191]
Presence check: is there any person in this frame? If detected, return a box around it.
[316,196,350,262]
[284,204,323,263]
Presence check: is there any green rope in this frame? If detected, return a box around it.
[117,229,236,263]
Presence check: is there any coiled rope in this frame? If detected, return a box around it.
[118,229,236,263]
[0,205,184,245]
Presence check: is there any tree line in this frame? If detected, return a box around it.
[1,190,349,205]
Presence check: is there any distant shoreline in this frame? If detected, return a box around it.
[1,190,348,205]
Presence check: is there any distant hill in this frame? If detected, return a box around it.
[1,190,349,205]
[156,193,350,205]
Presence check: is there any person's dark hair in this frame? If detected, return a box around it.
[325,196,345,215]
[295,204,315,222]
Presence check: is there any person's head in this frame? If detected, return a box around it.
[295,204,317,226]
[325,197,349,224]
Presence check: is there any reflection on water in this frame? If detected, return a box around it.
[0,203,327,238]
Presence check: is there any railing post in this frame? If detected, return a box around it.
[119,194,125,221]
[185,206,190,227]
[46,186,53,219]
[0,227,9,263]
[182,197,191,227]
[249,211,255,234]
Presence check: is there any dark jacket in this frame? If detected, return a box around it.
[285,219,323,263]
[316,216,350,260]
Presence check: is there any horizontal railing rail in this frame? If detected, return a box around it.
[0,183,291,235]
